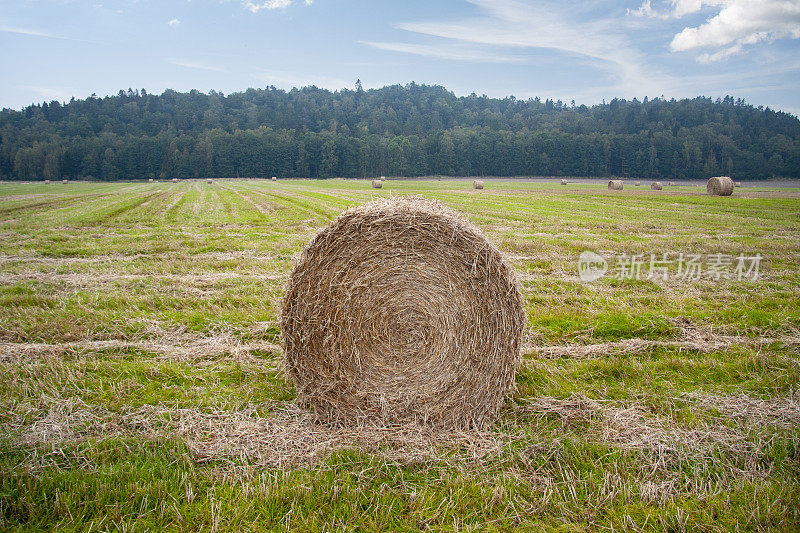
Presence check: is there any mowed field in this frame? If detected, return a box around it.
[1,178,799,532]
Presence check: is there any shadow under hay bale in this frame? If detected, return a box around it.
[608,180,623,190]
[281,196,525,428]
[473,179,484,189]
[371,179,382,189]
[651,182,663,190]
[707,176,734,196]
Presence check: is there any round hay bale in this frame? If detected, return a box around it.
[44,180,50,185]
[206,178,213,184]
[148,178,154,183]
[172,178,178,183]
[272,176,277,181]
[651,182,663,190]
[371,179,382,189]
[473,179,484,190]
[608,180,623,190]
[734,181,743,187]
[635,181,641,186]
[706,176,734,196]
[668,181,676,186]
[560,179,567,185]
[281,196,525,428]
[62,179,68,184]
[380,176,386,181]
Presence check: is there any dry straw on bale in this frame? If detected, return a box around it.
[371,179,382,189]
[651,182,663,190]
[707,176,734,196]
[608,180,623,190]
[473,179,484,190]
[281,196,526,428]
[560,179,567,185]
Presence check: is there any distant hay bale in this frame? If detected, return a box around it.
[272,176,277,181]
[62,180,68,184]
[473,180,484,190]
[635,181,641,186]
[44,180,50,185]
[707,176,734,196]
[371,179,382,189]
[734,181,743,187]
[608,180,623,190]
[206,179,213,184]
[172,178,178,183]
[380,176,386,181]
[281,196,525,428]
[148,178,154,183]
[651,182,663,190]
[560,179,567,185]
[668,181,676,186]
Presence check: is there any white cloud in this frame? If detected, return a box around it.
[630,0,800,61]
[242,0,311,12]
[168,18,181,27]
[168,59,227,73]
[360,41,525,63]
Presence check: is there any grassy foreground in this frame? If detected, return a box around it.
[1,178,798,532]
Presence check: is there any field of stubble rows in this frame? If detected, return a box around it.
[1,178,799,531]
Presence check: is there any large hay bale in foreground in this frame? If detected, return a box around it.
[560,179,567,185]
[651,182,663,190]
[608,180,623,190]
[707,176,734,196]
[473,179,484,190]
[371,179,382,189]
[281,196,526,428]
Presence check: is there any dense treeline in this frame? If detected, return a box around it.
[1,83,798,180]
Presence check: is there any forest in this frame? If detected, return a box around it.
[1,82,798,180]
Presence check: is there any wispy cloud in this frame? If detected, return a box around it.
[242,0,312,13]
[168,59,227,73]
[360,41,525,63]
[168,19,180,27]
[381,0,661,96]
[0,25,94,43]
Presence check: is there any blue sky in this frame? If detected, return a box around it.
[2,0,799,115]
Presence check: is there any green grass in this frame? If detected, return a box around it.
[1,178,799,531]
